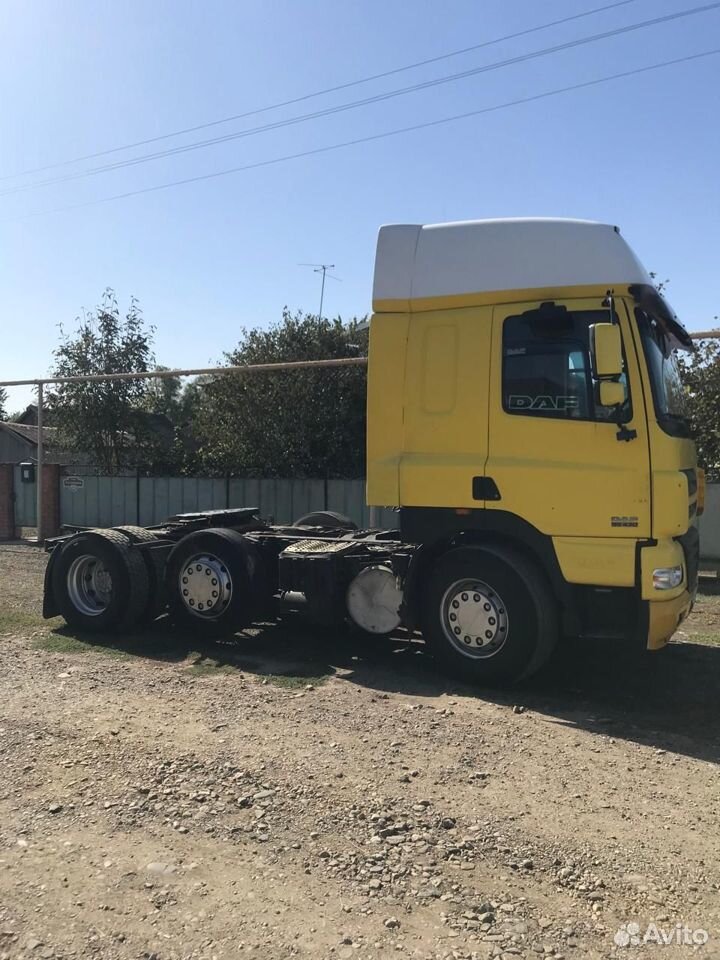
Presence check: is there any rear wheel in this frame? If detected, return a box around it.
[114,526,167,621]
[422,545,558,685]
[52,529,150,632]
[166,529,268,637]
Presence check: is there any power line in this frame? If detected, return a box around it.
[0,0,644,183]
[3,1,717,199]
[7,48,717,223]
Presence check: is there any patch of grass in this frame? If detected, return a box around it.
[682,632,720,648]
[186,654,237,676]
[263,673,330,689]
[32,631,133,659]
[0,608,54,634]
[183,651,331,687]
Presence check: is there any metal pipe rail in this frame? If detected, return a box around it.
[0,356,369,543]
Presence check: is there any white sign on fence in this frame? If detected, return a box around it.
[62,476,85,492]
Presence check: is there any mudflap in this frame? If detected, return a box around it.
[42,544,62,619]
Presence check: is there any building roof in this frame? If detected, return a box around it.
[0,422,59,447]
[372,218,653,308]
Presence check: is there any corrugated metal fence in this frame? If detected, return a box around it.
[698,483,720,563]
[46,473,399,531]
[14,469,720,562]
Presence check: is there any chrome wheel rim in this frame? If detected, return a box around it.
[440,578,509,659]
[178,553,232,619]
[67,554,114,616]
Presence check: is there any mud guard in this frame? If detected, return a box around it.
[42,544,62,619]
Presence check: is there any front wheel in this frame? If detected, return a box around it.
[422,545,558,685]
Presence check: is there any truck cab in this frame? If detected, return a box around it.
[367,218,699,675]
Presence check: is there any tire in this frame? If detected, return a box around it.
[52,529,150,633]
[166,528,268,637]
[114,525,156,543]
[292,510,357,531]
[114,526,167,621]
[421,545,558,685]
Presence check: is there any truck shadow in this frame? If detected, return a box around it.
[50,600,720,765]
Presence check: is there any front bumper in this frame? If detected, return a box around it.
[641,528,698,650]
[647,589,694,650]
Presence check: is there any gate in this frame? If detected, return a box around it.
[13,466,37,528]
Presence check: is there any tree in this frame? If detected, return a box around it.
[48,290,155,474]
[142,366,185,420]
[678,331,720,478]
[650,273,720,476]
[192,309,368,477]
[0,388,8,421]
[137,367,204,475]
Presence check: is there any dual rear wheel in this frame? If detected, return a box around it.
[52,527,268,637]
[52,529,151,632]
[165,529,268,636]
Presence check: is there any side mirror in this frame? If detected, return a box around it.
[598,380,626,407]
[590,323,623,378]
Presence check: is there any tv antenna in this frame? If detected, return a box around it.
[299,263,341,318]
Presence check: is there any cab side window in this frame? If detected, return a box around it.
[502,308,623,422]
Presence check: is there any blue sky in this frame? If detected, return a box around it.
[1,0,718,411]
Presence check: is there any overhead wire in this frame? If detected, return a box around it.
[2,1,718,198]
[0,0,645,182]
[6,48,717,222]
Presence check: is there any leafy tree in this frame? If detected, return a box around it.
[192,309,368,477]
[48,290,155,474]
[651,273,720,476]
[141,366,201,424]
[138,367,205,475]
[678,331,720,478]
[0,388,8,421]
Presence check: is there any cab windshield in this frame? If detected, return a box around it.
[636,308,691,437]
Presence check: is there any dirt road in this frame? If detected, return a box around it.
[0,543,719,960]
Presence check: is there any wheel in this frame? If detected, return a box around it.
[292,510,357,530]
[52,529,150,633]
[114,525,156,543]
[166,528,268,637]
[422,545,558,685]
[114,526,167,621]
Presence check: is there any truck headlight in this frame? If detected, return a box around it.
[653,565,683,590]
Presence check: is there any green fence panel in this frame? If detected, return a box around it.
[59,474,400,533]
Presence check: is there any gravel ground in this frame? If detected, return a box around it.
[1,543,720,960]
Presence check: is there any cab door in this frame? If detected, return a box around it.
[484,297,651,538]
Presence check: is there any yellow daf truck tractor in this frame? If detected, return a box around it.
[42,218,701,685]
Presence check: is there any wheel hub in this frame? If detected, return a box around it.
[179,554,232,619]
[67,554,114,616]
[440,578,509,659]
